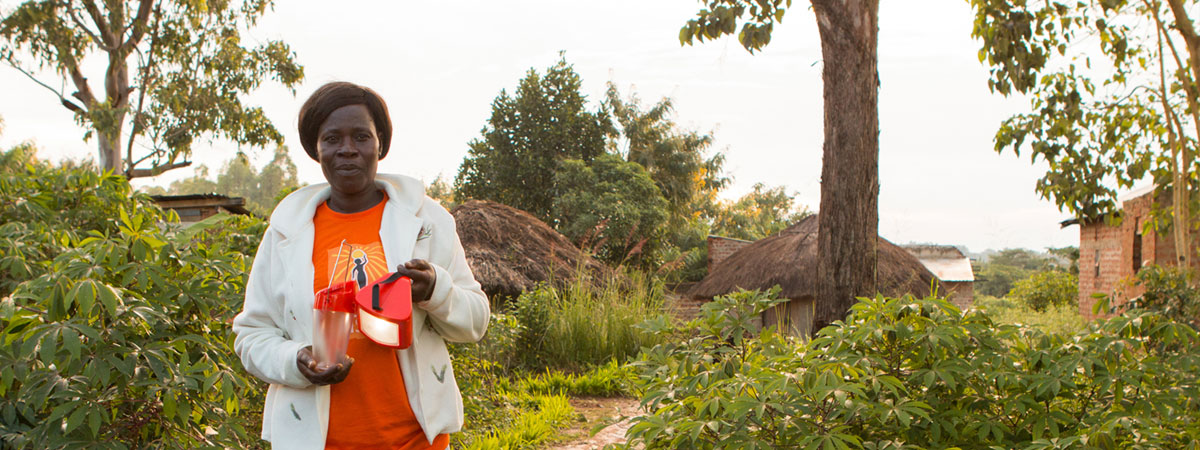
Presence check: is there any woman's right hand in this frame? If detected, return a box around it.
[296,346,354,385]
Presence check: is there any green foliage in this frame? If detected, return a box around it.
[449,269,669,447]
[970,0,1198,222]
[518,360,633,398]
[1047,246,1080,275]
[450,342,605,449]
[606,83,729,271]
[458,394,575,450]
[679,0,792,53]
[455,55,612,221]
[507,271,671,372]
[605,82,727,222]
[975,248,1071,297]
[975,263,1029,298]
[990,248,1062,271]
[0,155,268,448]
[1127,265,1200,328]
[511,286,555,369]
[426,174,457,210]
[1010,270,1079,312]
[711,182,809,241]
[973,295,1086,336]
[143,146,302,216]
[553,154,669,266]
[624,289,1200,449]
[0,0,303,177]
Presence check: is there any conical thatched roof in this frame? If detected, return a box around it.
[452,200,609,300]
[690,215,937,300]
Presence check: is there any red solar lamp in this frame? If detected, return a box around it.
[354,272,413,349]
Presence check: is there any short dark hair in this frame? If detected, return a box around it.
[297,82,393,160]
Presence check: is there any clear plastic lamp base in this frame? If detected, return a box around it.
[313,310,353,366]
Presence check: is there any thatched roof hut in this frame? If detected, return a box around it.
[690,215,937,335]
[692,215,936,299]
[452,200,609,300]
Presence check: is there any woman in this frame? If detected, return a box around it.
[233,81,490,449]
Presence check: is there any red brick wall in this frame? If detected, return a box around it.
[707,236,754,272]
[1077,191,1200,321]
[1078,220,1128,321]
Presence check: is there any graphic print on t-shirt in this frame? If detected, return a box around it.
[326,242,387,289]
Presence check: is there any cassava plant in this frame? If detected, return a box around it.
[0,153,267,449]
[624,289,1200,449]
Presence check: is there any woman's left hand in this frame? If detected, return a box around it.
[395,259,436,302]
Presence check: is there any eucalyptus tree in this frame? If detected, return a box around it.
[0,0,303,178]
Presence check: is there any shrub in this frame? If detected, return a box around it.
[1126,265,1200,328]
[0,160,266,448]
[623,289,1200,449]
[1009,270,1078,312]
[972,295,1085,336]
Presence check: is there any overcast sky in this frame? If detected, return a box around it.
[0,1,1085,253]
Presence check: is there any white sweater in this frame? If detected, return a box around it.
[232,173,490,448]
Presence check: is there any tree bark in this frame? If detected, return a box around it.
[811,0,880,331]
[1165,0,1198,274]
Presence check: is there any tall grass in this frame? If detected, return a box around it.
[515,269,671,371]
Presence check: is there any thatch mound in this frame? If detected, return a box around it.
[452,200,610,300]
[690,215,936,300]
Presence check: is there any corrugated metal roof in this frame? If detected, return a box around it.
[915,257,974,282]
[150,193,230,202]
[1117,184,1156,203]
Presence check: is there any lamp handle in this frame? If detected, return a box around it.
[371,273,411,311]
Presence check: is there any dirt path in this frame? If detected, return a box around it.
[548,397,641,450]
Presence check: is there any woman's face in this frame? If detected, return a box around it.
[318,104,380,198]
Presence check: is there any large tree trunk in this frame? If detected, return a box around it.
[811,0,880,331]
[98,132,122,174]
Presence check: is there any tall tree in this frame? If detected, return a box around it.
[1,0,303,178]
[971,0,1200,273]
[681,0,880,329]
[605,82,727,220]
[455,55,612,223]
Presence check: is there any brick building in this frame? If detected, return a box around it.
[1070,185,1198,320]
[707,235,754,268]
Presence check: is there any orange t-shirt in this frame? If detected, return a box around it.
[312,196,449,450]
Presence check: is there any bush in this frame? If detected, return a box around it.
[1009,270,1078,312]
[1126,265,1200,328]
[0,159,267,449]
[973,295,1085,336]
[623,289,1200,449]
